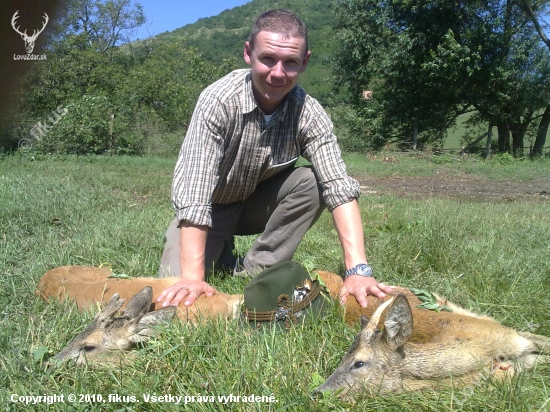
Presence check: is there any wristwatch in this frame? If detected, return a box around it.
[344,263,373,279]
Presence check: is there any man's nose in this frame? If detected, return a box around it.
[271,61,285,78]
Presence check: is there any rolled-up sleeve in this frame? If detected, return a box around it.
[171,92,225,227]
[300,99,361,211]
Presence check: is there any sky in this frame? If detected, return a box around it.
[130,0,252,41]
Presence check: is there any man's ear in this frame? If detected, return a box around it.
[244,41,252,66]
[300,50,311,73]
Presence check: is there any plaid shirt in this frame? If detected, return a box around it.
[172,69,361,227]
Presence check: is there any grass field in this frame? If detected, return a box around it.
[1,153,549,411]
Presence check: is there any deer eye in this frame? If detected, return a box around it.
[353,361,365,369]
[82,344,96,353]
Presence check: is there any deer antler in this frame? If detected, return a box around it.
[31,13,49,41]
[94,293,125,326]
[32,13,50,38]
[11,11,27,38]
[362,297,395,332]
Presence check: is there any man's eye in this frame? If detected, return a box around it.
[284,61,299,71]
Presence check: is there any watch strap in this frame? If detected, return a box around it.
[344,263,373,279]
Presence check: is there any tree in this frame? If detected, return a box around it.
[333,0,550,155]
[52,0,145,52]
[15,0,238,155]
[517,0,550,156]
[519,0,550,49]
[333,0,485,149]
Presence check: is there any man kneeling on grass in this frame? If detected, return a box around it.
[157,9,392,309]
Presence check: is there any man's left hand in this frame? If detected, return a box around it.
[339,276,394,308]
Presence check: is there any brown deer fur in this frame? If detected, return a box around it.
[37,266,425,327]
[37,266,524,336]
[37,266,243,323]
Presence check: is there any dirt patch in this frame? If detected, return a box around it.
[354,172,550,203]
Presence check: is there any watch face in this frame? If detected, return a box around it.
[357,264,373,277]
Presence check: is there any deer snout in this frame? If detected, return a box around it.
[311,387,325,399]
[312,384,335,401]
[313,370,351,398]
[313,379,354,402]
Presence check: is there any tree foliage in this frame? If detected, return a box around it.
[10,0,550,156]
[14,1,238,155]
[334,0,550,155]
[517,0,550,156]
[51,0,145,51]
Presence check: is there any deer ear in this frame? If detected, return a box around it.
[128,307,177,343]
[122,287,153,319]
[383,294,413,349]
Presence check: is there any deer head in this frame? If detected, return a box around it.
[11,11,49,54]
[53,287,177,364]
[315,294,413,397]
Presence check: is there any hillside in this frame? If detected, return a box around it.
[158,0,339,105]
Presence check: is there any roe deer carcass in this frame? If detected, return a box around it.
[37,266,371,326]
[38,265,244,364]
[315,294,549,398]
[53,287,176,364]
[37,265,244,323]
[38,265,549,385]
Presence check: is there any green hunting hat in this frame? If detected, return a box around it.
[242,261,329,329]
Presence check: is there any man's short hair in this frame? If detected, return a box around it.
[248,9,308,54]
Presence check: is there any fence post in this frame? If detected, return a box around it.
[485,121,492,159]
[109,114,114,155]
[413,116,419,151]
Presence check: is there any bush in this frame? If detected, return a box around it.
[489,152,518,165]
[33,95,134,155]
[14,36,240,156]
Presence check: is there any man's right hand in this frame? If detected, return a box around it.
[157,279,216,308]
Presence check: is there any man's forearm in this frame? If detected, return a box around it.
[157,222,215,307]
[178,221,209,281]
[332,200,367,268]
[333,199,394,307]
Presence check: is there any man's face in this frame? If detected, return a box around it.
[244,31,310,114]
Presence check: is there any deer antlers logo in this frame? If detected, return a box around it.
[11,11,49,54]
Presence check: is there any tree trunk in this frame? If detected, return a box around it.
[496,119,511,153]
[510,123,524,157]
[532,104,550,157]
[510,111,534,157]
[460,132,488,154]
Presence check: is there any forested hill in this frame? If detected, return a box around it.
[158,0,338,105]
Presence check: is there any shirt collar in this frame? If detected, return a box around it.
[241,69,294,121]
[242,71,257,114]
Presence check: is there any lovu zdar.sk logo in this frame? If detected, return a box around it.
[12,10,48,60]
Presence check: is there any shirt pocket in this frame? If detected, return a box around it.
[271,135,299,166]
[271,155,299,167]
[259,140,299,181]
